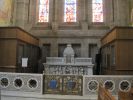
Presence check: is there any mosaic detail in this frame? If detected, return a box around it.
[44,75,62,94]
[119,80,131,92]
[44,75,82,95]
[92,0,103,22]
[38,0,49,22]
[0,77,9,88]
[87,80,99,92]
[63,75,82,95]
[104,80,115,92]
[64,0,77,22]
[49,80,57,89]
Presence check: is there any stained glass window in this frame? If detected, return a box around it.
[92,0,103,22]
[38,0,49,22]
[64,0,77,22]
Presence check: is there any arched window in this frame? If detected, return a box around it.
[38,0,49,22]
[64,0,77,22]
[92,0,103,22]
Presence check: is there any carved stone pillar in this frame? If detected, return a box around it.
[131,8,133,26]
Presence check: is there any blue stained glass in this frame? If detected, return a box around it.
[66,0,76,4]
[93,0,102,3]
[49,80,57,89]
[67,81,76,89]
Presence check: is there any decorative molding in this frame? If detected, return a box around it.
[119,80,131,92]
[103,80,115,92]
[0,77,10,88]
[13,77,24,89]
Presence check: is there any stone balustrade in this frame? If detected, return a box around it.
[0,72,133,100]
[0,72,43,94]
[83,75,133,96]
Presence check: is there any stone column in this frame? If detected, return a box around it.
[88,0,92,26]
[51,42,58,57]
[15,0,29,29]
[131,8,133,26]
[81,21,88,32]
[52,0,58,33]
[114,0,130,26]
[80,0,88,31]
[81,42,88,57]
[104,0,114,28]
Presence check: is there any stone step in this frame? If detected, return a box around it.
[1,91,98,100]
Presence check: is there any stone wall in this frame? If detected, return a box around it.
[12,0,132,29]
[6,0,133,60]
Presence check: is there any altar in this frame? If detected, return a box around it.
[43,44,94,75]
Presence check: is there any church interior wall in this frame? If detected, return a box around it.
[0,1,133,99]
[11,0,132,45]
[39,37,100,57]
[1,0,132,30]
[0,0,133,74]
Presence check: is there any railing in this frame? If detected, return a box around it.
[0,72,43,94]
[83,75,133,96]
[0,72,133,97]
[44,75,83,95]
[98,83,116,100]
